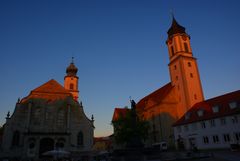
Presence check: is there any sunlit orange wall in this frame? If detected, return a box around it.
[140,87,179,120]
[64,76,79,100]
[167,33,204,118]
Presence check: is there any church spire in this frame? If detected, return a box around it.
[64,58,79,101]
[66,57,78,76]
[71,56,74,63]
[166,16,204,117]
[167,16,186,38]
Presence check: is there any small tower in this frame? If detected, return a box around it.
[166,16,204,117]
[64,57,79,101]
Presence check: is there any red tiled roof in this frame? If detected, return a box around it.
[173,90,240,126]
[137,82,173,109]
[112,108,130,122]
[32,79,69,94]
[21,79,72,103]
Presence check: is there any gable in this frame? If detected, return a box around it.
[21,79,72,103]
[32,79,69,94]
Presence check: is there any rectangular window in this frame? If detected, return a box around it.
[177,126,181,133]
[174,65,177,70]
[171,46,174,56]
[184,43,189,52]
[194,94,197,100]
[232,116,238,124]
[203,136,209,144]
[235,133,240,141]
[188,62,192,67]
[191,123,197,131]
[220,118,226,125]
[190,73,193,78]
[213,135,219,143]
[223,134,231,142]
[152,124,156,131]
[210,119,215,127]
[201,122,206,129]
[70,83,74,90]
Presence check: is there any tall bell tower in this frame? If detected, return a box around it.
[166,16,204,117]
[64,57,79,101]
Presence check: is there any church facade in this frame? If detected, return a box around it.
[1,61,94,160]
[136,17,204,147]
[113,17,205,148]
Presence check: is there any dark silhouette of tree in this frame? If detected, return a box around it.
[112,101,149,146]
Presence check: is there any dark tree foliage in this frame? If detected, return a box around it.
[0,125,3,133]
[112,108,149,145]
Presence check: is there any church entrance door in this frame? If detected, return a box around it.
[39,138,54,158]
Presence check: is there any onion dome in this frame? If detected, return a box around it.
[66,58,78,76]
[167,16,186,37]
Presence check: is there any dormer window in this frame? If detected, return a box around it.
[229,101,237,109]
[185,112,191,120]
[197,109,204,117]
[212,105,219,113]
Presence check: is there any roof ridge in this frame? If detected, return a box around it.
[137,82,173,105]
[205,90,240,102]
[32,79,69,93]
[20,79,72,103]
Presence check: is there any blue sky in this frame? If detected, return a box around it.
[0,0,240,137]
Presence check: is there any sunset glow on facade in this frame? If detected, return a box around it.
[0,0,239,139]
[1,1,240,160]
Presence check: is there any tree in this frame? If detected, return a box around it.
[112,101,149,146]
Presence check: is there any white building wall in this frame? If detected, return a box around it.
[174,114,240,150]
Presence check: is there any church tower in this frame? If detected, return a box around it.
[64,58,79,101]
[166,16,204,117]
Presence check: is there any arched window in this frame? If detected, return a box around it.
[70,83,74,90]
[12,130,20,146]
[171,46,174,56]
[184,43,189,52]
[28,138,36,149]
[77,131,84,146]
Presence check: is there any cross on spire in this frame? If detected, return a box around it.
[71,56,74,64]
